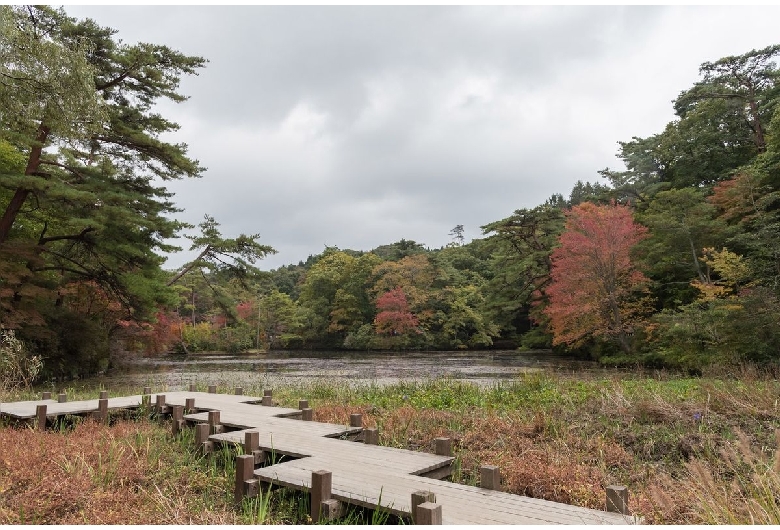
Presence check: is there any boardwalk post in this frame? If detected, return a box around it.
[155,394,167,414]
[262,389,272,406]
[363,427,379,445]
[302,408,313,421]
[244,431,264,464]
[208,410,223,434]
[434,437,452,456]
[35,404,47,430]
[185,398,195,413]
[235,387,243,395]
[349,413,363,428]
[480,465,501,490]
[189,383,197,392]
[411,491,436,523]
[97,398,109,424]
[58,393,67,403]
[171,405,184,436]
[208,384,217,394]
[321,499,344,521]
[416,502,442,525]
[606,485,630,515]
[310,469,332,522]
[143,386,151,395]
[42,391,51,400]
[99,390,108,400]
[195,423,213,454]
[234,454,255,503]
[298,399,309,410]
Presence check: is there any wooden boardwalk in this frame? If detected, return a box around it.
[0,389,637,525]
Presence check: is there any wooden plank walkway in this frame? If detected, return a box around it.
[0,390,638,525]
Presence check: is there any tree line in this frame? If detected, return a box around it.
[1,6,779,380]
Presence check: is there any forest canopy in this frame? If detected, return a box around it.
[2,5,779,380]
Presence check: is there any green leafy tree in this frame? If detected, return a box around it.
[0,6,207,376]
[481,204,565,344]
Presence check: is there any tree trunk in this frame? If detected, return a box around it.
[0,123,50,244]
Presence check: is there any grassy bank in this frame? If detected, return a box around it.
[2,371,779,524]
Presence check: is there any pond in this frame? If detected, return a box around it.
[93,349,597,390]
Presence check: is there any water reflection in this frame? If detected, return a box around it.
[96,350,594,390]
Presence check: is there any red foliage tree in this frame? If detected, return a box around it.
[374,287,420,336]
[544,202,651,353]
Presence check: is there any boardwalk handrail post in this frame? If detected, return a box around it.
[606,485,630,515]
[208,410,222,434]
[310,469,332,522]
[171,405,184,436]
[434,437,452,456]
[155,394,167,414]
[98,398,109,424]
[185,398,195,413]
[298,399,309,410]
[245,430,264,464]
[235,454,255,504]
[99,390,108,400]
[58,393,67,403]
[262,389,272,406]
[480,465,501,490]
[302,408,313,421]
[143,386,151,395]
[42,391,51,400]
[189,383,197,392]
[235,386,243,395]
[411,490,436,523]
[349,413,363,428]
[363,427,379,445]
[35,404,47,431]
[195,423,212,454]
[208,384,217,394]
[416,502,442,525]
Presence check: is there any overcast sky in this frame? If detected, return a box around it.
[65,5,780,271]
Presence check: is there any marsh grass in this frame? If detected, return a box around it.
[1,370,779,524]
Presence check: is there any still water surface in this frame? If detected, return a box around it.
[97,350,596,390]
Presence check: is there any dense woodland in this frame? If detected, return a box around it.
[2,6,780,382]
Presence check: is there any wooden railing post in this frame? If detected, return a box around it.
[311,469,332,522]
[195,423,212,454]
[171,405,184,436]
[262,389,272,406]
[480,465,500,490]
[298,399,309,410]
[155,394,167,414]
[143,386,151,396]
[350,413,363,428]
[35,404,47,431]
[208,410,222,434]
[606,485,630,515]
[189,383,197,392]
[411,490,436,523]
[97,398,109,424]
[42,391,51,400]
[234,454,255,503]
[302,408,313,421]
[435,437,452,456]
[99,390,108,400]
[185,398,195,413]
[363,427,379,445]
[58,393,67,403]
[416,502,442,524]
[208,385,217,394]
